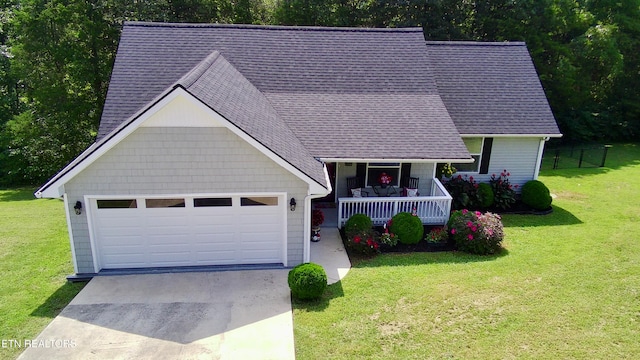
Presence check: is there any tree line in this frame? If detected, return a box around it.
[1,0,639,185]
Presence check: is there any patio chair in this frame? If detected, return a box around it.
[402,177,419,189]
[346,176,368,197]
[402,177,419,196]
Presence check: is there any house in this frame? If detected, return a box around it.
[35,22,561,277]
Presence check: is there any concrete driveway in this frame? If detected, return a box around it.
[18,270,294,360]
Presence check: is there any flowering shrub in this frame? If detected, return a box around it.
[448,209,504,255]
[489,170,517,210]
[344,214,379,254]
[425,227,449,243]
[444,174,480,210]
[346,229,380,254]
[379,224,399,247]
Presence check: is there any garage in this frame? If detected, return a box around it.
[88,194,286,270]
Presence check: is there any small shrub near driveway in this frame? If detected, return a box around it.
[521,180,553,210]
[389,212,424,244]
[288,263,327,300]
[449,209,504,255]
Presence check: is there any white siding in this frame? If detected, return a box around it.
[66,127,308,273]
[463,137,543,189]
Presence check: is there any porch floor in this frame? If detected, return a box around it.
[312,202,338,228]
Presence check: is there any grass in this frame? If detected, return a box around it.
[0,189,85,360]
[293,143,640,359]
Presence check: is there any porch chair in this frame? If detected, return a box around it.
[402,177,420,196]
[346,176,368,197]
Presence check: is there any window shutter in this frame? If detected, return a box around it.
[479,138,493,174]
[356,163,366,187]
[400,163,412,187]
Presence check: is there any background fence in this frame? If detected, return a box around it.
[541,144,612,170]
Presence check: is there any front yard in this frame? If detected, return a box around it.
[293,143,640,359]
[0,190,85,360]
[1,144,639,359]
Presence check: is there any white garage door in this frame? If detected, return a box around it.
[89,195,286,269]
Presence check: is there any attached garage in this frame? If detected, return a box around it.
[88,194,287,270]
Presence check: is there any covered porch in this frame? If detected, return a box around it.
[336,177,452,227]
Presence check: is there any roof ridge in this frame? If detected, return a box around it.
[177,51,222,88]
[123,21,423,33]
[425,41,526,46]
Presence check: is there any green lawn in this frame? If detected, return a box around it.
[0,189,85,360]
[293,143,640,359]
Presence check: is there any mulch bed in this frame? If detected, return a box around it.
[338,201,552,256]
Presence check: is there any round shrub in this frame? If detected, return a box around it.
[344,213,373,237]
[288,263,327,300]
[477,183,494,208]
[448,210,504,255]
[389,212,424,245]
[521,180,552,210]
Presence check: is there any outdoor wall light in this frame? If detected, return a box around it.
[74,201,82,215]
[289,197,297,211]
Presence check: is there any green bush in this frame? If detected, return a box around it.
[288,263,327,300]
[389,212,424,245]
[443,175,480,210]
[449,210,504,255]
[477,183,494,208]
[344,213,373,237]
[521,180,552,210]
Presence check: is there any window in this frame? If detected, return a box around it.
[366,163,401,187]
[194,198,232,207]
[97,199,137,209]
[145,198,186,208]
[241,197,278,206]
[452,138,483,173]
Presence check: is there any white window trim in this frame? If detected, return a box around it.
[452,137,485,174]
[365,162,402,187]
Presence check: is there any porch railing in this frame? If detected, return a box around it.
[337,178,452,227]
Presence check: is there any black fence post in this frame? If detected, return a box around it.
[553,149,560,170]
[601,145,612,167]
[578,149,585,168]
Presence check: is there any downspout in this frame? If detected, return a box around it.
[533,137,548,180]
[303,163,333,263]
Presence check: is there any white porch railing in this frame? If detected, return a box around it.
[337,178,452,227]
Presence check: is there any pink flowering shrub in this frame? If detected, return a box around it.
[344,214,380,255]
[448,209,504,255]
[489,170,517,210]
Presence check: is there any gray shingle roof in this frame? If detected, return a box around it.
[100,22,471,165]
[177,51,327,185]
[425,41,561,136]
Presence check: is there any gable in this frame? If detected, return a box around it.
[35,88,328,198]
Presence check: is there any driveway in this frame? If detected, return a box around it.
[18,270,294,360]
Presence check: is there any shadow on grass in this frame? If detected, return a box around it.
[502,205,582,228]
[351,247,510,270]
[291,280,344,312]
[30,281,87,318]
